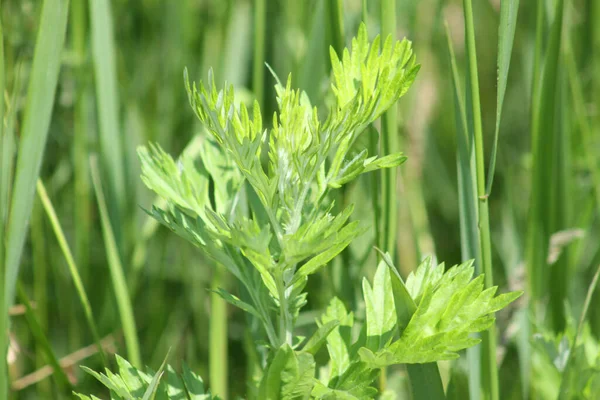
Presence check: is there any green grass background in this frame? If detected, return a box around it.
[1,0,600,398]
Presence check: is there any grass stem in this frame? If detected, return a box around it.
[90,156,141,368]
[37,180,107,367]
[252,0,266,109]
[462,0,498,398]
[210,265,228,399]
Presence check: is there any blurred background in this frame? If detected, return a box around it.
[2,0,600,398]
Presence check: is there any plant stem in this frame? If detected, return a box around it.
[90,156,141,369]
[276,270,292,346]
[71,0,92,282]
[210,265,228,399]
[380,0,397,392]
[462,0,498,399]
[0,12,7,399]
[252,0,266,109]
[326,0,345,57]
[37,180,107,367]
[380,0,398,264]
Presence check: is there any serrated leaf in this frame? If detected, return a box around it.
[362,259,396,351]
[81,366,132,398]
[360,259,522,367]
[292,222,366,285]
[182,362,211,400]
[142,352,170,400]
[362,152,407,173]
[320,297,354,378]
[212,288,263,320]
[301,320,340,355]
[116,354,145,396]
[258,345,315,400]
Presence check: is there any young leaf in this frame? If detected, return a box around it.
[212,287,263,320]
[379,251,445,399]
[359,259,522,366]
[319,297,354,379]
[362,259,396,351]
[257,345,316,400]
[301,320,340,355]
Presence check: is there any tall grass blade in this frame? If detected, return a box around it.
[462,0,499,398]
[37,180,107,367]
[0,14,7,399]
[17,281,72,392]
[2,7,69,393]
[3,0,69,307]
[209,266,228,399]
[90,156,141,368]
[380,0,399,263]
[444,22,481,400]
[565,43,600,216]
[71,0,92,276]
[485,0,520,195]
[253,0,266,108]
[89,0,126,248]
[526,0,565,327]
[30,195,52,396]
[326,0,345,57]
[379,0,399,391]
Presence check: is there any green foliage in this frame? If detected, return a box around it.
[307,257,521,399]
[138,23,418,350]
[74,355,218,400]
[358,259,522,366]
[532,324,600,399]
[74,21,520,400]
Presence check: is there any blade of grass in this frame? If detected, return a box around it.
[71,0,92,279]
[485,0,520,195]
[326,0,345,58]
[0,13,7,398]
[90,156,141,368]
[37,179,108,367]
[209,265,228,399]
[17,281,72,392]
[550,62,570,333]
[379,0,398,391]
[30,196,52,396]
[89,0,126,251]
[462,0,499,398]
[444,22,481,400]
[526,0,564,325]
[2,6,70,393]
[362,0,367,23]
[565,42,600,217]
[380,0,399,265]
[3,0,69,308]
[253,0,266,108]
[298,1,328,103]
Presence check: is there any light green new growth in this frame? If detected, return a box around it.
[139,23,418,349]
[75,354,219,400]
[123,24,522,399]
[310,257,521,398]
[358,258,522,366]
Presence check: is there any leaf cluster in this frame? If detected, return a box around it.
[138,23,419,348]
[78,22,524,400]
[310,257,522,398]
[75,355,217,400]
[532,322,600,399]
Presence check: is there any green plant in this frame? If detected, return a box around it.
[75,355,219,400]
[78,24,520,399]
